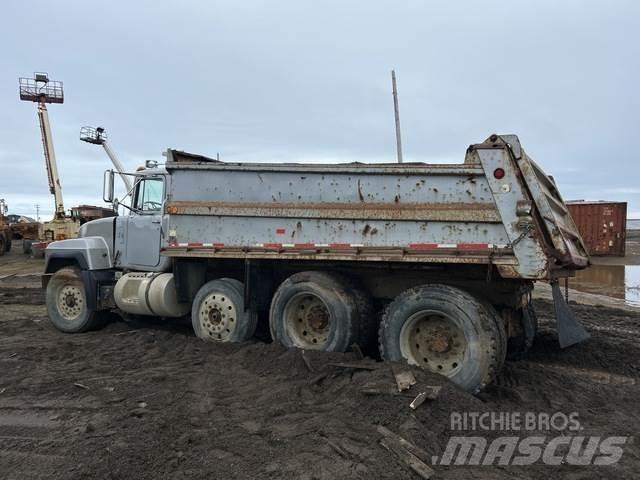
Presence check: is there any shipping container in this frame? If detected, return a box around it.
[566,201,627,256]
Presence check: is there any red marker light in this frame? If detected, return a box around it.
[493,168,506,179]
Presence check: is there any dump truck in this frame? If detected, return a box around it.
[42,134,590,392]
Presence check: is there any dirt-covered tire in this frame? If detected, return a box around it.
[192,278,257,343]
[269,271,361,352]
[506,303,538,360]
[46,267,108,333]
[378,284,506,393]
[350,283,376,352]
[22,240,33,255]
[4,235,11,253]
[0,236,5,256]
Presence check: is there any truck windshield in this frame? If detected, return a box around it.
[133,177,164,212]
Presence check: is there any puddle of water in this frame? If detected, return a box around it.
[569,265,640,306]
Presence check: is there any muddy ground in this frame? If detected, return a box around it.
[1,243,639,479]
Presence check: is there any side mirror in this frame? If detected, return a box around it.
[103,170,115,203]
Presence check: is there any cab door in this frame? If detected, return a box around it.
[122,175,165,269]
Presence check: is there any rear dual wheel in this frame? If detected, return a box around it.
[379,284,506,393]
[269,271,374,352]
[506,302,538,359]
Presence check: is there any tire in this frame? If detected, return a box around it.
[378,284,506,393]
[350,282,377,353]
[23,240,33,255]
[506,303,538,359]
[0,236,5,257]
[4,235,11,253]
[192,278,257,343]
[269,271,360,352]
[46,267,108,333]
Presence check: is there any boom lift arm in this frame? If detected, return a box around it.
[80,126,133,193]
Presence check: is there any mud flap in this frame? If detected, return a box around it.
[551,282,590,348]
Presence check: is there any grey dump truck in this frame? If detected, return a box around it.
[43,134,590,392]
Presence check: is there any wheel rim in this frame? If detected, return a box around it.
[399,309,466,377]
[284,293,331,349]
[198,292,237,341]
[57,285,84,321]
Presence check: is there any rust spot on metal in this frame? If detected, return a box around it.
[166,201,502,222]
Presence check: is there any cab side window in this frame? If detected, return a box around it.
[133,178,164,212]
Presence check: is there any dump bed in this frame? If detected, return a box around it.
[162,134,589,281]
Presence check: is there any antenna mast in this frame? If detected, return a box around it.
[391,70,404,164]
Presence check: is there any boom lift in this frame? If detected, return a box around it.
[18,72,79,241]
[80,126,133,193]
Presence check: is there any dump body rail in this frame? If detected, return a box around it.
[162,134,589,281]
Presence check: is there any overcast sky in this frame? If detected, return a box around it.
[1,0,639,220]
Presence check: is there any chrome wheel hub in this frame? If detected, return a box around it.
[199,292,237,341]
[58,285,83,321]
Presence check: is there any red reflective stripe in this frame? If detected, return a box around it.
[329,243,352,249]
[293,243,315,249]
[263,243,282,250]
[457,243,489,250]
[275,228,286,235]
[408,243,438,250]
[187,242,203,247]
[213,243,225,249]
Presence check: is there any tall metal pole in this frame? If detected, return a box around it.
[391,70,404,164]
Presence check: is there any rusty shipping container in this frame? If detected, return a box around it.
[566,201,627,256]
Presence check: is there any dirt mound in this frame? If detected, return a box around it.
[0,291,639,479]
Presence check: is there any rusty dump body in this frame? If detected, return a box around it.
[162,134,589,282]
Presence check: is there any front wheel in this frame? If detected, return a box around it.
[46,267,108,333]
[379,284,506,393]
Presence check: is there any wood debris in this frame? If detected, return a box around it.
[410,386,442,409]
[391,366,416,392]
[328,361,379,370]
[378,426,434,479]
